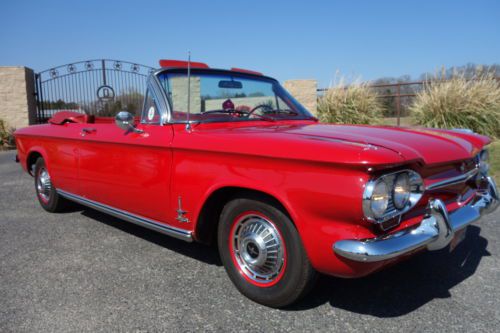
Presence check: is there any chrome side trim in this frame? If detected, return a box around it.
[334,176,498,262]
[57,189,193,242]
[451,128,474,134]
[426,168,478,190]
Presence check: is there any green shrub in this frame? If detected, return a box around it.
[0,118,15,148]
[411,74,500,137]
[317,81,384,125]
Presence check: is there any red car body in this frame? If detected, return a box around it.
[14,61,498,306]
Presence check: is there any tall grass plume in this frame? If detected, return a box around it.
[411,74,500,137]
[317,78,384,125]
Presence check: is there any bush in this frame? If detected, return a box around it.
[317,81,384,125]
[411,74,500,137]
[0,118,15,148]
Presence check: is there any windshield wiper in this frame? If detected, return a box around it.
[263,109,299,116]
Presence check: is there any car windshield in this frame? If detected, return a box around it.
[157,70,313,123]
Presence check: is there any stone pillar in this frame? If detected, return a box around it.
[0,66,37,129]
[170,76,201,113]
[283,79,318,115]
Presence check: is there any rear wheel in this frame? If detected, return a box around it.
[218,197,317,308]
[34,158,70,212]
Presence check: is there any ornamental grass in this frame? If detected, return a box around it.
[0,118,15,148]
[411,74,500,137]
[317,79,384,125]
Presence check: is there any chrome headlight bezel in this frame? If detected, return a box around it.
[363,170,425,224]
[393,173,411,209]
[369,179,390,218]
[477,149,490,175]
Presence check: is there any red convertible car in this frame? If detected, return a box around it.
[14,60,498,307]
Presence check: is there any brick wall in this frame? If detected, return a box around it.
[0,67,36,129]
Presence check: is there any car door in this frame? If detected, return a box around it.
[78,86,174,224]
[42,120,88,195]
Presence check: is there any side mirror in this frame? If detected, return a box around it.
[115,111,143,133]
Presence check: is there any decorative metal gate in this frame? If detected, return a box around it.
[34,59,155,123]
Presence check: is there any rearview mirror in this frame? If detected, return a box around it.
[115,111,143,133]
[218,80,243,89]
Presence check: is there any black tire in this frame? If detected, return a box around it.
[218,196,317,308]
[34,157,70,212]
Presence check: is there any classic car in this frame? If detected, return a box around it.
[14,59,498,307]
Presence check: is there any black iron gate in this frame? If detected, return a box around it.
[34,59,155,123]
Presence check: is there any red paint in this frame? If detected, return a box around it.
[14,72,491,279]
[159,59,209,69]
[48,111,92,125]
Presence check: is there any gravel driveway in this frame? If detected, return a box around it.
[1,150,499,332]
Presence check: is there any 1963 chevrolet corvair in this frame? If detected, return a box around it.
[14,60,498,307]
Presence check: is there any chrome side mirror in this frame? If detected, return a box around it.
[115,111,143,133]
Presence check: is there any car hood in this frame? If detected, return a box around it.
[280,123,489,165]
[179,121,490,167]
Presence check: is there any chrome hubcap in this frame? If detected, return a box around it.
[37,168,52,202]
[232,214,285,284]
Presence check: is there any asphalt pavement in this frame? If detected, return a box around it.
[1,150,499,332]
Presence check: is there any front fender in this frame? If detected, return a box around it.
[170,149,371,275]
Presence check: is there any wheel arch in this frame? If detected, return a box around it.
[26,148,48,176]
[194,186,295,245]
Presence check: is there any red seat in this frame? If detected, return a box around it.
[49,111,94,125]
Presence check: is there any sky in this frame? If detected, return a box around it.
[0,0,498,87]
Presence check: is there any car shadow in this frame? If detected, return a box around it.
[75,206,489,316]
[80,208,223,267]
[289,225,490,316]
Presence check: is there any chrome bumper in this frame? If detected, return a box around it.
[334,176,499,263]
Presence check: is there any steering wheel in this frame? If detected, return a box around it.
[248,104,273,117]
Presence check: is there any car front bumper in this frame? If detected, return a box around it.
[333,176,499,263]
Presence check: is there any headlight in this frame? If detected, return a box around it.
[363,170,424,224]
[479,149,490,175]
[370,180,389,218]
[393,173,410,209]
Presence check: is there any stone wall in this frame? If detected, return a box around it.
[283,79,318,115]
[0,67,36,129]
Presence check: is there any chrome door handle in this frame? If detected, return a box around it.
[80,128,96,136]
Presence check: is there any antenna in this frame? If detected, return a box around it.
[185,51,192,132]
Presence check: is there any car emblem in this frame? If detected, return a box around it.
[176,196,189,223]
[460,163,466,173]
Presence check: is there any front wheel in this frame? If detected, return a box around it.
[218,197,317,308]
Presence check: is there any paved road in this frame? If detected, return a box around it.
[1,150,499,332]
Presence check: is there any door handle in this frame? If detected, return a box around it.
[80,128,96,136]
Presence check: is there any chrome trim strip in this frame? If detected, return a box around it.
[334,176,498,262]
[150,74,172,124]
[426,168,478,190]
[57,189,193,242]
[139,74,172,125]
